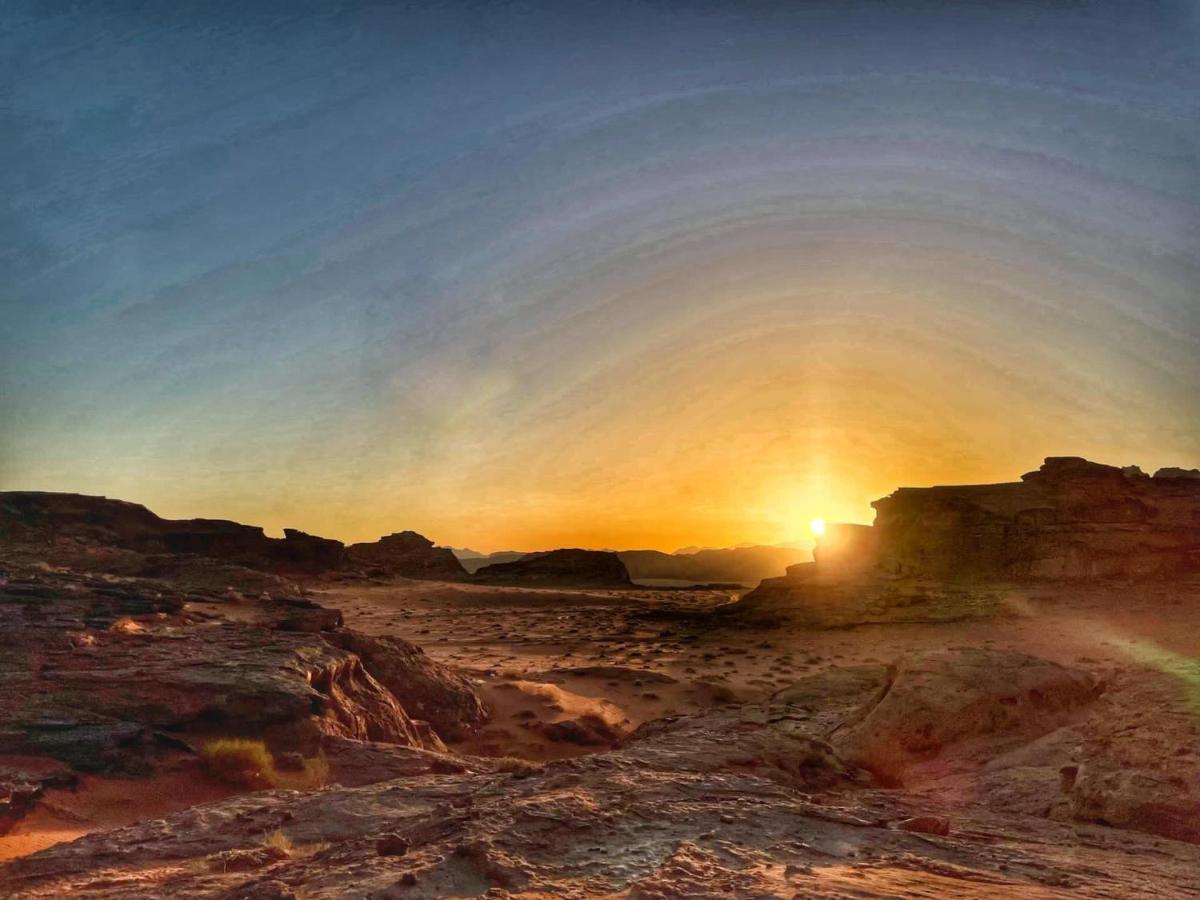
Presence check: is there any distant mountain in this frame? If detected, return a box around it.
[454,543,809,585]
[453,549,530,574]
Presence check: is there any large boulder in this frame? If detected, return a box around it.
[346,531,467,580]
[472,549,633,588]
[323,631,488,740]
[0,564,466,774]
[1064,766,1200,844]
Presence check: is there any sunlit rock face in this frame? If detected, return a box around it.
[871,457,1200,580]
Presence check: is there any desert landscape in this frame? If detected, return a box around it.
[1,457,1199,897]
[5,2,1199,897]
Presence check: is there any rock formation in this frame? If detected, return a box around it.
[472,549,633,588]
[0,559,488,777]
[347,531,467,580]
[0,492,464,582]
[730,458,1200,625]
[871,457,1200,580]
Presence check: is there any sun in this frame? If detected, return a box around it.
[809,517,826,537]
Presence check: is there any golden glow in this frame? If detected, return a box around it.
[810,517,827,537]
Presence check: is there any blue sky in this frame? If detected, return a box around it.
[3,1,1198,549]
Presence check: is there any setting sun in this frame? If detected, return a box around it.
[810,517,826,538]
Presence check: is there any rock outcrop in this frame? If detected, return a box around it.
[871,457,1200,580]
[829,649,1099,784]
[0,492,465,582]
[472,549,633,588]
[0,560,487,777]
[347,531,467,580]
[323,632,489,739]
[730,458,1200,626]
[0,492,346,575]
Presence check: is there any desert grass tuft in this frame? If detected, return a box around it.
[200,738,278,789]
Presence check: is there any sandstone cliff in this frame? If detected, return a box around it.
[871,457,1200,580]
[729,458,1200,626]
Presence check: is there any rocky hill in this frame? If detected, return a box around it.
[347,531,466,580]
[0,492,461,582]
[870,456,1200,579]
[472,549,633,588]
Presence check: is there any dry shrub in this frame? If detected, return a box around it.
[201,738,277,788]
[200,738,329,791]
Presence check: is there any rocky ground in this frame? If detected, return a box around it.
[1,549,1198,897]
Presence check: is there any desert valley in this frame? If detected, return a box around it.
[4,5,1199,897]
[1,456,1198,897]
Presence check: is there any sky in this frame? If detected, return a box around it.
[2,1,1198,552]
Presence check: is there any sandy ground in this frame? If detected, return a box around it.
[319,578,1200,761]
[0,760,236,862]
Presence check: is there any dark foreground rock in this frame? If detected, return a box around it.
[0,561,487,779]
[472,549,633,588]
[3,685,1199,899]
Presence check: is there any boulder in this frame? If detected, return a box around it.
[323,631,488,740]
[472,549,633,588]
